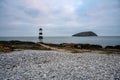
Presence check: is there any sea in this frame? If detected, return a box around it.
[0,36,120,47]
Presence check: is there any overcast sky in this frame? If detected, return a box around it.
[0,0,120,36]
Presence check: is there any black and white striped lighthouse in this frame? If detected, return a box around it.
[39,28,43,42]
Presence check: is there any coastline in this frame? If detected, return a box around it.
[0,36,120,47]
[0,41,120,79]
[0,40,120,54]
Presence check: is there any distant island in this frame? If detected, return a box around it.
[72,31,98,37]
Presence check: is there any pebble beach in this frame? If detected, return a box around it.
[0,50,120,80]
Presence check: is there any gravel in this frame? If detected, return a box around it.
[0,50,120,80]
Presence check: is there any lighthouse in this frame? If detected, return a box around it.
[39,28,43,42]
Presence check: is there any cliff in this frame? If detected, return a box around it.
[72,31,97,36]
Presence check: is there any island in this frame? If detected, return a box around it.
[72,31,98,36]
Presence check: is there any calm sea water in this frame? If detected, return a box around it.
[0,36,120,47]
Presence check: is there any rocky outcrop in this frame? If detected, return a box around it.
[0,45,13,52]
[105,45,120,49]
[72,31,97,36]
[0,41,120,53]
[60,43,102,50]
[0,41,51,53]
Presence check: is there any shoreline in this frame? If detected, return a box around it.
[0,40,120,54]
[0,36,120,47]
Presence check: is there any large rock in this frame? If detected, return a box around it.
[72,31,97,36]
